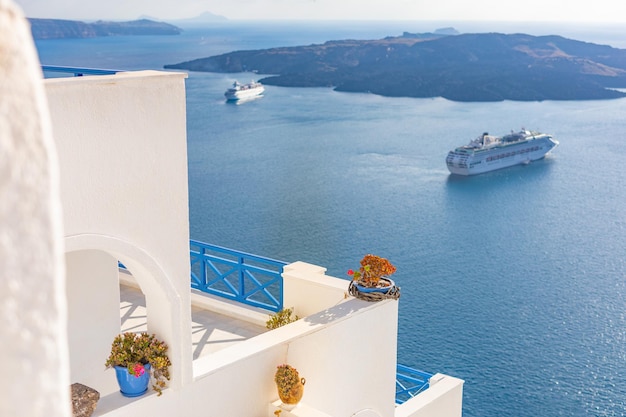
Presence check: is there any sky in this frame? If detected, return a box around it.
[13,0,626,23]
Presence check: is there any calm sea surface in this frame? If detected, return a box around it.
[36,21,626,416]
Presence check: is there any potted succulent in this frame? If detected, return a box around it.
[105,332,171,397]
[274,364,306,409]
[347,254,400,300]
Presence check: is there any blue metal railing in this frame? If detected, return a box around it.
[189,240,287,312]
[395,364,433,404]
[41,65,122,77]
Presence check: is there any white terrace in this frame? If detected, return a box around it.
[1,7,463,415]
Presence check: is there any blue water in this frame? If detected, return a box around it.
[36,21,626,416]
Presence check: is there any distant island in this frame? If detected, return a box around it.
[165,32,626,102]
[165,11,228,25]
[28,18,182,39]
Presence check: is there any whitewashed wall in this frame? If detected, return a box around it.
[45,71,193,391]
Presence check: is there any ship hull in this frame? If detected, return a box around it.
[446,134,559,176]
[224,86,264,101]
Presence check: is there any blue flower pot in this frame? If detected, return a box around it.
[114,364,151,397]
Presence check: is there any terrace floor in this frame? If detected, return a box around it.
[120,283,267,360]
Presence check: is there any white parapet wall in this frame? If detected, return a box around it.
[282,261,350,317]
[189,296,399,417]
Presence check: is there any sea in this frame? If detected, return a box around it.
[35,20,626,416]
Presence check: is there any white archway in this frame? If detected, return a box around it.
[64,233,192,395]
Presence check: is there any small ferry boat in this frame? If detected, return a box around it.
[224,80,264,101]
[446,128,559,176]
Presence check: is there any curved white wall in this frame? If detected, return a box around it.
[0,1,70,416]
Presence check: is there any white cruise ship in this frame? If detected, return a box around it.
[224,80,265,101]
[446,128,559,176]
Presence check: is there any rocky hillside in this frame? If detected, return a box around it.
[29,18,181,39]
[165,32,626,102]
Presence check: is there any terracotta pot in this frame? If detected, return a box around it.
[277,377,306,406]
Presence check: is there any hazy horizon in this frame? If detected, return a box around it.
[14,0,626,24]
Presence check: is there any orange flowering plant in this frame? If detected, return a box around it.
[347,254,397,288]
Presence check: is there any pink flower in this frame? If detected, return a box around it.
[132,363,145,377]
[347,269,354,276]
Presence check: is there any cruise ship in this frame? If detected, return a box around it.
[224,80,265,101]
[446,129,559,175]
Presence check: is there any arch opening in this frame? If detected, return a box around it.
[64,233,190,396]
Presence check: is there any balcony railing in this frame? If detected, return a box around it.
[189,240,286,312]
[395,364,433,404]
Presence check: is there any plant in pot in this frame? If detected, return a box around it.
[274,364,306,409]
[105,332,171,397]
[347,254,401,301]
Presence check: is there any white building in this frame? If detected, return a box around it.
[0,2,463,416]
